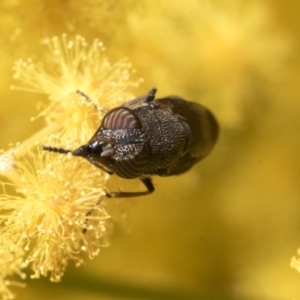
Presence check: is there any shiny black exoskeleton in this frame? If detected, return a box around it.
[43,88,219,198]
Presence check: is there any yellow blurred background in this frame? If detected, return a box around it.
[1,1,300,299]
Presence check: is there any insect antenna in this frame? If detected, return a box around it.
[42,146,72,154]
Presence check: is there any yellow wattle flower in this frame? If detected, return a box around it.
[0,34,142,297]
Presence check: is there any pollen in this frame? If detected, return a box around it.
[1,33,141,298]
[11,34,143,146]
[11,34,142,109]
[0,146,110,285]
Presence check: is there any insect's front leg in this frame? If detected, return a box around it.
[83,194,106,233]
[76,90,107,113]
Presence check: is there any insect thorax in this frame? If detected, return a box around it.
[134,105,192,175]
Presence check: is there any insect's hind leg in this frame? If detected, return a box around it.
[109,177,155,198]
[83,178,154,233]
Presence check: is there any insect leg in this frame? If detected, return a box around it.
[108,177,155,198]
[76,90,106,113]
[122,88,157,108]
[83,194,107,233]
[83,178,154,233]
[143,88,157,103]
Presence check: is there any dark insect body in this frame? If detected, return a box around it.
[43,88,219,226]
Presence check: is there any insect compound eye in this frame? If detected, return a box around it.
[90,141,103,154]
[102,107,142,130]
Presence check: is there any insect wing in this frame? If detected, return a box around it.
[154,96,219,174]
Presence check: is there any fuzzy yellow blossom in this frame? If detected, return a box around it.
[0,252,26,300]
[129,1,291,128]
[11,34,142,145]
[1,149,110,279]
[291,252,300,274]
[0,34,141,298]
